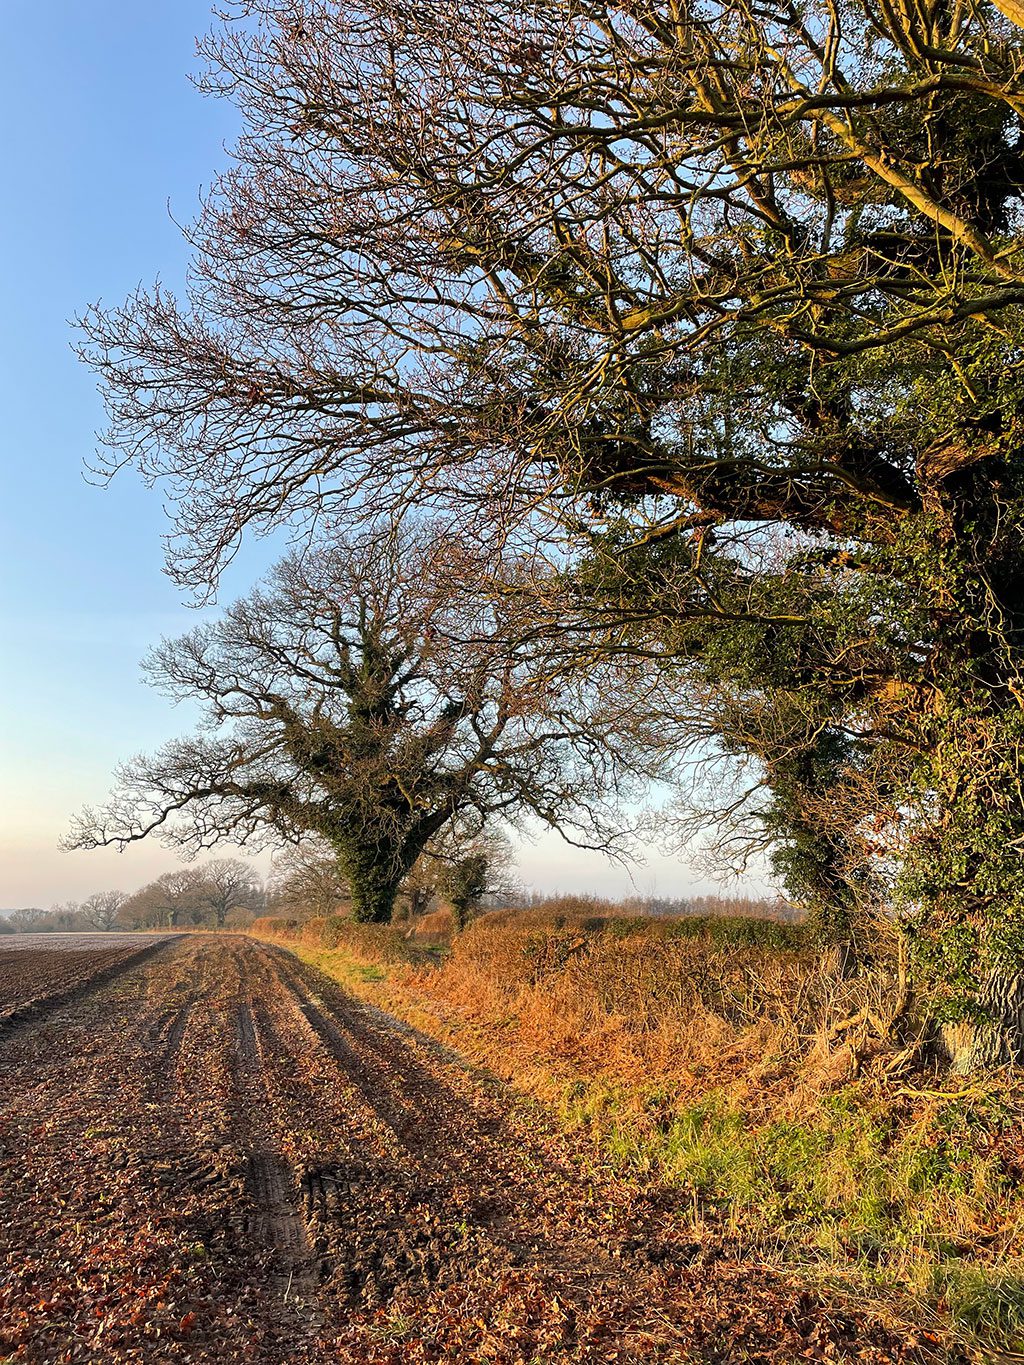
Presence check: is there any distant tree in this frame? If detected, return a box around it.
[156,869,209,928]
[122,869,207,929]
[397,854,439,923]
[5,908,46,933]
[438,854,488,933]
[395,819,502,928]
[115,895,150,931]
[117,888,157,930]
[79,890,128,932]
[194,858,262,928]
[65,528,658,923]
[49,902,84,932]
[397,819,510,924]
[267,843,349,920]
[398,822,516,926]
[431,824,516,931]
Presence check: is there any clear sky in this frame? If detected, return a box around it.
[0,2,761,908]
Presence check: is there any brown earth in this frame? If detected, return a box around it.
[0,934,172,953]
[0,936,956,1363]
[0,939,175,1025]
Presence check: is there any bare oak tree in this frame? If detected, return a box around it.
[66,528,658,922]
[77,0,1024,1047]
[78,0,1024,583]
[432,823,516,931]
[267,842,350,919]
[196,857,263,928]
[395,816,515,926]
[120,868,208,929]
[79,890,128,932]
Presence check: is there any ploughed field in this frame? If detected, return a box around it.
[0,936,173,1024]
[0,937,948,1363]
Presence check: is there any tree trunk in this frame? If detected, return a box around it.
[335,842,404,923]
[350,877,402,923]
[942,971,1024,1072]
[407,886,429,921]
[334,821,445,925]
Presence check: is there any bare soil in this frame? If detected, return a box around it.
[0,936,954,1363]
[0,938,175,1024]
[0,934,172,952]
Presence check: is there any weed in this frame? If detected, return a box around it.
[354,964,385,982]
[367,1311,417,1343]
[938,1262,1024,1350]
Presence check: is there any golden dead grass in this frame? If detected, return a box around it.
[253,909,904,1118]
[249,908,1024,1358]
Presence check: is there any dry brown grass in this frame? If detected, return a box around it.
[250,913,411,965]
[407,907,454,941]
[254,912,906,1119]
[252,909,910,1110]
[394,914,912,1114]
[248,909,1024,1356]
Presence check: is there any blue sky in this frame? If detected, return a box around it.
[0,2,755,907]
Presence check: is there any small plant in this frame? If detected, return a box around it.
[939,1262,1024,1354]
[367,1311,417,1343]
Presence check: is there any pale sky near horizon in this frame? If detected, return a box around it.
[0,2,769,909]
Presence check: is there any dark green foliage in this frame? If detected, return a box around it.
[583,915,807,951]
[438,852,490,931]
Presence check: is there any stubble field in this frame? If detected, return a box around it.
[0,935,951,1363]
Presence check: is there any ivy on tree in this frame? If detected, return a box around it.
[66,528,657,922]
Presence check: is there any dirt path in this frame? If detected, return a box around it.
[0,936,950,1363]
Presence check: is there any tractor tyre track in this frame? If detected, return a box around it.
[229,989,322,1323]
[258,941,621,1293]
[0,934,953,1364]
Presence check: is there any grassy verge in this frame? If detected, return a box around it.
[250,913,1024,1359]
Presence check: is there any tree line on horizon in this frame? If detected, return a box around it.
[0,852,791,934]
[0,860,266,935]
